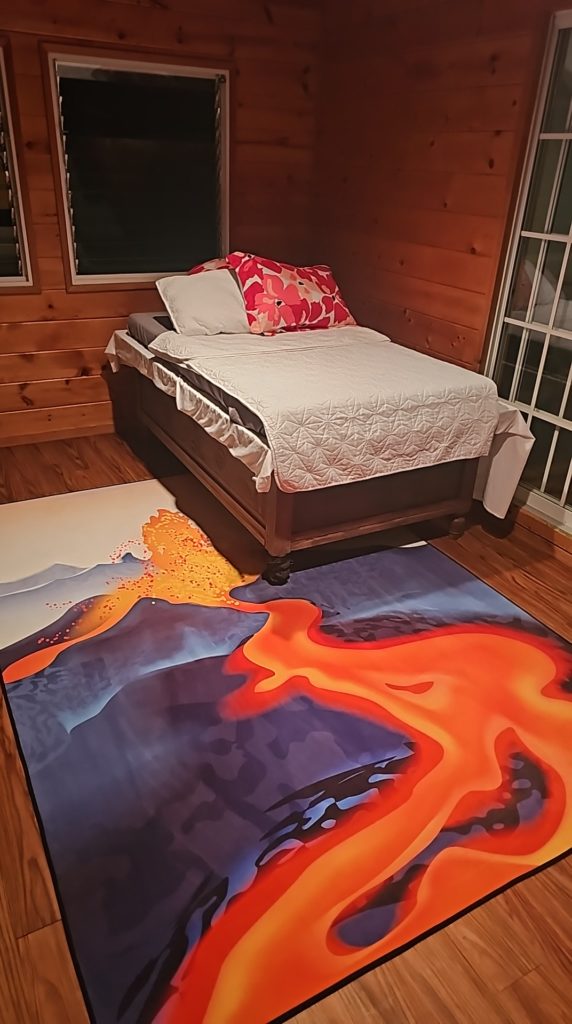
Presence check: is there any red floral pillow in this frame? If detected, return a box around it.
[227,252,356,334]
[187,257,229,275]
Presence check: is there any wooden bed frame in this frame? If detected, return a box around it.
[113,367,477,584]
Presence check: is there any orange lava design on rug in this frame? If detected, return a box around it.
[2,506,571,1024]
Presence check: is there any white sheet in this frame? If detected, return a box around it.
[107,330,273,485]
[106,328,533,517]
[146,326,500,492]
[474,401,535,518]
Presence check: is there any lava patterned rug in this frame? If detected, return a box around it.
[1,479,570,1024]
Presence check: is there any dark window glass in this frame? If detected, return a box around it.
[551,141,572,235]
[542,28,572,132]
[57,64,223,276]
[522,417,556,490]
[522,140,561,233]
[545,428,572,501]
[513,331,545,406]
[506,237,541,321]
[493,323,523,400]
[536,338,571,416]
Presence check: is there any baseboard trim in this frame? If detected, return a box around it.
[0,424,113,447]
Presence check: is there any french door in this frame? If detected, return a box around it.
[488,12,572,531]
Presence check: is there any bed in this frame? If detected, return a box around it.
[106,315,506,584]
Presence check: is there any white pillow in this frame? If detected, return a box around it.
[156,270,249,335]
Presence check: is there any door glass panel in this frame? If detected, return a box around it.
[536,337,572,415]
[493,323,523,400]
[522,418,556,489]
[543,28,572,131]
[514,331,546,406]
[554,247,572,331]
[531,241,565,324]
[492,24,572,524]
[523,140,561,232]
[545,428,572,500]
[551,142,572,234]
[507,237,541,320]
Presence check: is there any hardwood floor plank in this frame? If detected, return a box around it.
[18,923,89,1024]
[445,887,544,991]
[0,696,60,937]
[358,930,512,1024]
[28,435,151,495]
[0,876,35,1024]
[0,434,178,503]
[499,962,572,1024]
[432,523,572,642]
[510,863,572,978]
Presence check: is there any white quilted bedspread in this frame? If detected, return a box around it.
[146,326,499,493]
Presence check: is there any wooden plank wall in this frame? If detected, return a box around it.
[315,0,563,371]
[1,0,564,445]
[0,0,320,446]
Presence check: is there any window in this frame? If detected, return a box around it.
[488,12,572,531]
[0,45,32,285]
[48,52,228,283]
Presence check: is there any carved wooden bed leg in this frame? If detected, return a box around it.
[262,554,293,586]
[263,484,294,585]
[449,514,467,538]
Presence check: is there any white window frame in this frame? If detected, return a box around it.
[46,51,230,286]
[0,46,33,287]
[486,9,572,531]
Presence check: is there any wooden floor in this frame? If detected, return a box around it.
[0,434,570,1024]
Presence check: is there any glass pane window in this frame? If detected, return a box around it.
[545,428,572,499]
[551,142,572,234]
[490,18,572,521]
[554,247,572,331]
[521,418,556,490]
[0,48,30,282]
[514,331,545,406]
[52,56,227,279]
[506,237,541,320]
[536,337,572,415]
[493,323,524,400]
[523,140,561,232]
[506,238,564,325]
[523,140,572,236]
[531,240,565,324]
[542,28,572,131]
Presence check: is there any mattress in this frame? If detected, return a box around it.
[127,312,174,348]
[125,313,267,439]
[107,330,273,486]
[107,326,500,495]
